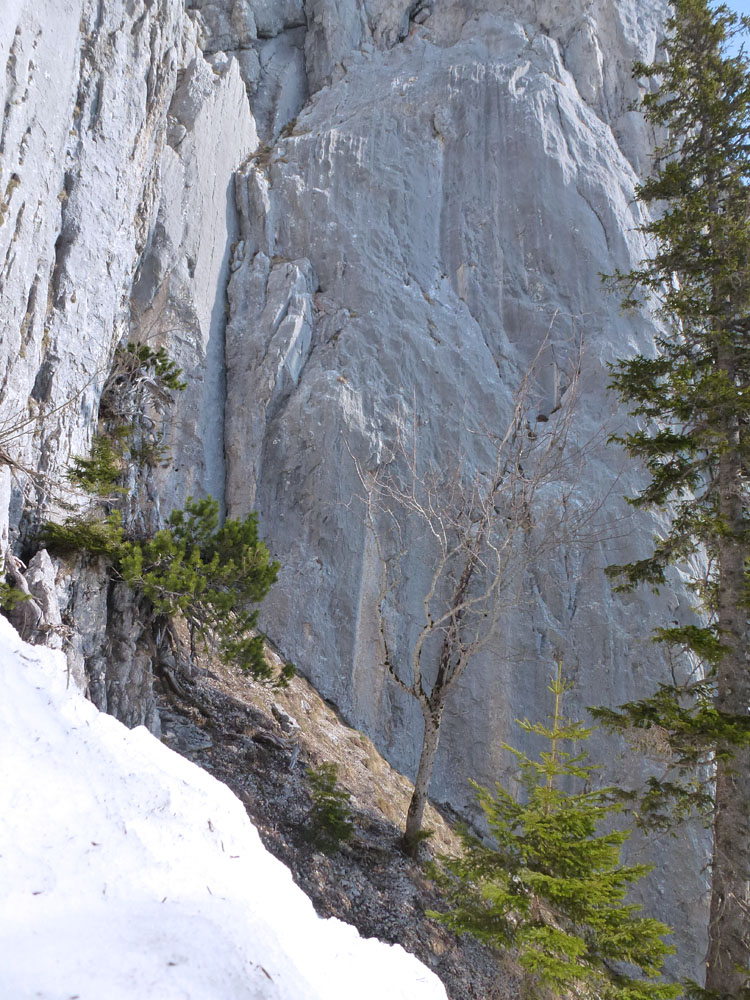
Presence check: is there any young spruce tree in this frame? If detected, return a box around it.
[431,665,678,1000]
[598,2,750,994]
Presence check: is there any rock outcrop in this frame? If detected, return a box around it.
[0,0,708,978]
[0,0,255,726]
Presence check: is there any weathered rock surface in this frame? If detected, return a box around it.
[228,2,659,775]
[0,0,709,980]
[0,0,255,722]
[132,42,256,513]
[0,0,182,495]
[188,0,308,138]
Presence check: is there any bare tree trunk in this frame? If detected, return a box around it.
[352,344,584,859]
[403,698,445,856]
[705,376,750,995]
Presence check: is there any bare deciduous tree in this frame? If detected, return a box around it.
[353,340,598,854]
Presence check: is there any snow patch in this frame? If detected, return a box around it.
[0,618,447,1000]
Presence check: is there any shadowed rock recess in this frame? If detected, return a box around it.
[0,0,708,984]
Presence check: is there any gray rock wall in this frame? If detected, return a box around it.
[1,0,182,494]
[230,3,628,788]
[0,0,255,725]
[0,0,709,977]
[223,0,707,975]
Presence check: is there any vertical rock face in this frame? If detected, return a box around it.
[132,46,256,514]
[187,0,308,139]
[0,0,182,489]
[0,0,708,976]
[227,0,667,743]
[223,0,707,974]
[0,0,256,724]
[0,0,257,519]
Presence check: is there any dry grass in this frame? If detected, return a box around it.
[200,639,463,857]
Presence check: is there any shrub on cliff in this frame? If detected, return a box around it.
[44,495,284,683]
[41,341,285,685]
[119,497,281,681]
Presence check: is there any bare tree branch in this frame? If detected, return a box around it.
[349,330,606,853]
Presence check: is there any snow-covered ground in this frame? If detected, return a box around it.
[0,618,447,1000]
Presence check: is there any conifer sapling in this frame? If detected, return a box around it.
[430,665,679,1000]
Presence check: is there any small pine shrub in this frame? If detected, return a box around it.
[307,762,354,852]
[44,496,282,684]
[429,664,680,1000]
[71,339,187,501]
[119,342,187,393]
[41,511,126,556]
[0,581,30,611]
[98,341,187,422]
[68,428,131,495]
[119,497,280,681]
[280,660,297,685]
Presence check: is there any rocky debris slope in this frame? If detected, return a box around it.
[157,640,513,1000]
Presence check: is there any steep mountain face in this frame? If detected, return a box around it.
[0,0,707,977]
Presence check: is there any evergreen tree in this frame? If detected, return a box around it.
[118,497,282,682]
[430,666,679,1000]
[306,762,355,853]
[41,342,286,685]
[599,3,750,993]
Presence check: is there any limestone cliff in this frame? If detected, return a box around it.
[0,0,707,977]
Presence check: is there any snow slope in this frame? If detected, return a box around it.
[0,619,447,1000]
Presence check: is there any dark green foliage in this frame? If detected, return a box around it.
[430,668,679,1000]
[0,581,30,611]
[607,0,750,614]
[119,342,187,393]
[306,762,354,852]
[280,660,297,685]
[608,0,750,550]
[98,341,187,426]
[41,511,126,556]
[600,7,750,997]
[74,339,187,501]
[593,682,750,768]
[590,678,733,833]
[603,5,750,990]
[119,497,280,681]
[44,496,281,684]
[42,342,282,685]
[68,430,131,495]
[45,339,184,549]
